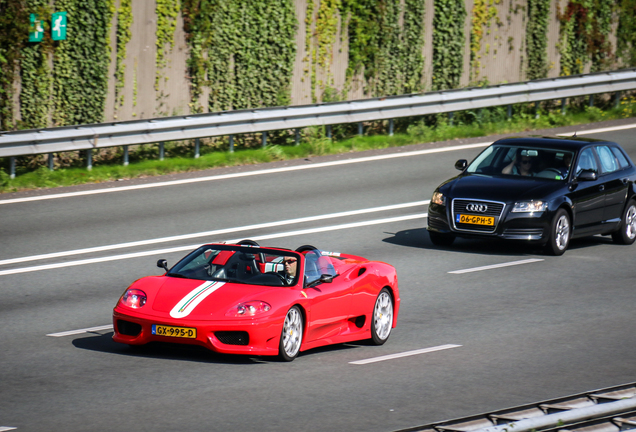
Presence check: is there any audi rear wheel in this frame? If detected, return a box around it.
[612,201,636,245]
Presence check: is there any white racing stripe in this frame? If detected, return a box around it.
[47,324,114,337]
[448,258,544,274]
[0,201,429,267]
[349,344,462,365]
[0,142,490,205]
[0,213,427,276]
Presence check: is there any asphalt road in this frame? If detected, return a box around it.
[1,121,636,432]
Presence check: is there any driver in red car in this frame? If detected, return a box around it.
[282,256,298,284]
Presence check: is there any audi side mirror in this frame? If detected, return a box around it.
[576,170,597,181]
[455,159,467,171]
[157,259,169,271]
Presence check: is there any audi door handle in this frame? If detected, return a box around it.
[599,185,605,191]
[622,178,628,184]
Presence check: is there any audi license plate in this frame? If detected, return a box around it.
[456,214,494,226]
[152,324,196,339]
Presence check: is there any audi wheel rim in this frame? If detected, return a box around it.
[626,205,636,240]
[555,214,570,250]
[374,292,393,341]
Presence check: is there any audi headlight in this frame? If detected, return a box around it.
[431,191,445,206]
[512,200,547,213]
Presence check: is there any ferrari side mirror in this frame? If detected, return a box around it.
[157,259,168,271]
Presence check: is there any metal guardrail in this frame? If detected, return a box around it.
[1,68,635,174]
[394,382,636,432]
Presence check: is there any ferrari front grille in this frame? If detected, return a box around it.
[215,331,249,345]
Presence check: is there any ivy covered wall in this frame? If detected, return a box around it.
[1,0,635,132]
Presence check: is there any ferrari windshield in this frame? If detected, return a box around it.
[167,245,300,287]
[467,145,574,180]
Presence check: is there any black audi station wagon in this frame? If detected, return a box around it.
[427,136,636,255]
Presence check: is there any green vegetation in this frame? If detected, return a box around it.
[2,96,635,193]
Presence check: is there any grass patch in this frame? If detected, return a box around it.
[2,97,636,194]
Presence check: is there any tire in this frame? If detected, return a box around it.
[545,208,570,256]
[611,200,636,245]
[278,306,303,361]
[428,230,456,247]
[371,288,393,345]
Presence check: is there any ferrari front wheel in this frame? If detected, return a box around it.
[279,306,303,361]
[371,288,393,345]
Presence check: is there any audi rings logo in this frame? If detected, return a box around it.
[466,203,488,213]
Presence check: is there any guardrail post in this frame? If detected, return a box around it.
[389,119,394,136]
[123,145,129,166]
[358,122,363,136]
[48,153,54,171]
[326,125,332,139]
[10,157,15,179]
[561,98,567,115]
[262,131,267,148]
[507,105,512,119]
[614,91,621,108]
[229,135,234,153]
[535,101,540,119]
[589,94,594,107]
[159,142,165,161]
[194,138,200,158]
[86,149,92,171]
[448,112,454,125]
[294,128,300,146]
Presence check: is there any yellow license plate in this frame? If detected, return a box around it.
[457,214,494,226]
[152,324,196,339]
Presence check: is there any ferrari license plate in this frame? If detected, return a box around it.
[152,324,196,339]
[456,214,494,226]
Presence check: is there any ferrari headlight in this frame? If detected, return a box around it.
[512,200,547,213]
[120,288,147,309]
[431,191,446,206]
[229,301,272,317]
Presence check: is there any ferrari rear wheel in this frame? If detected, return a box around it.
[279,306,303,361]
[371,288,393,345]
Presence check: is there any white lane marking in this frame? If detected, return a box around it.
[0,213,427,276]
[0,142,489,205]
[349,344,462,365]
[0,201,429,267]
[557,123,636,136]
[448,258,544,274]
[47,324,114,337]
[0,427,17,431]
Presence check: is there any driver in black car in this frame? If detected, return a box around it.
[502,150,534,176]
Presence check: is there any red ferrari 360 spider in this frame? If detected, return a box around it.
[112,241,400,361]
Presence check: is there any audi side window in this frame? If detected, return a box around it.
[610,146,630,169]
[575,148,598,176]
[595,146,619,174]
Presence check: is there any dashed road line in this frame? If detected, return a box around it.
[349,344,462,365]
[0,427,17,431]
[47,325,114,337]
[1,213,427,277]
[0,201,429,267]
[448,258,544,274]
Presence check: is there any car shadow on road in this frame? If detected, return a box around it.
[72,332,267,365]
[72,331,361,364]
[382,227,615,256]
